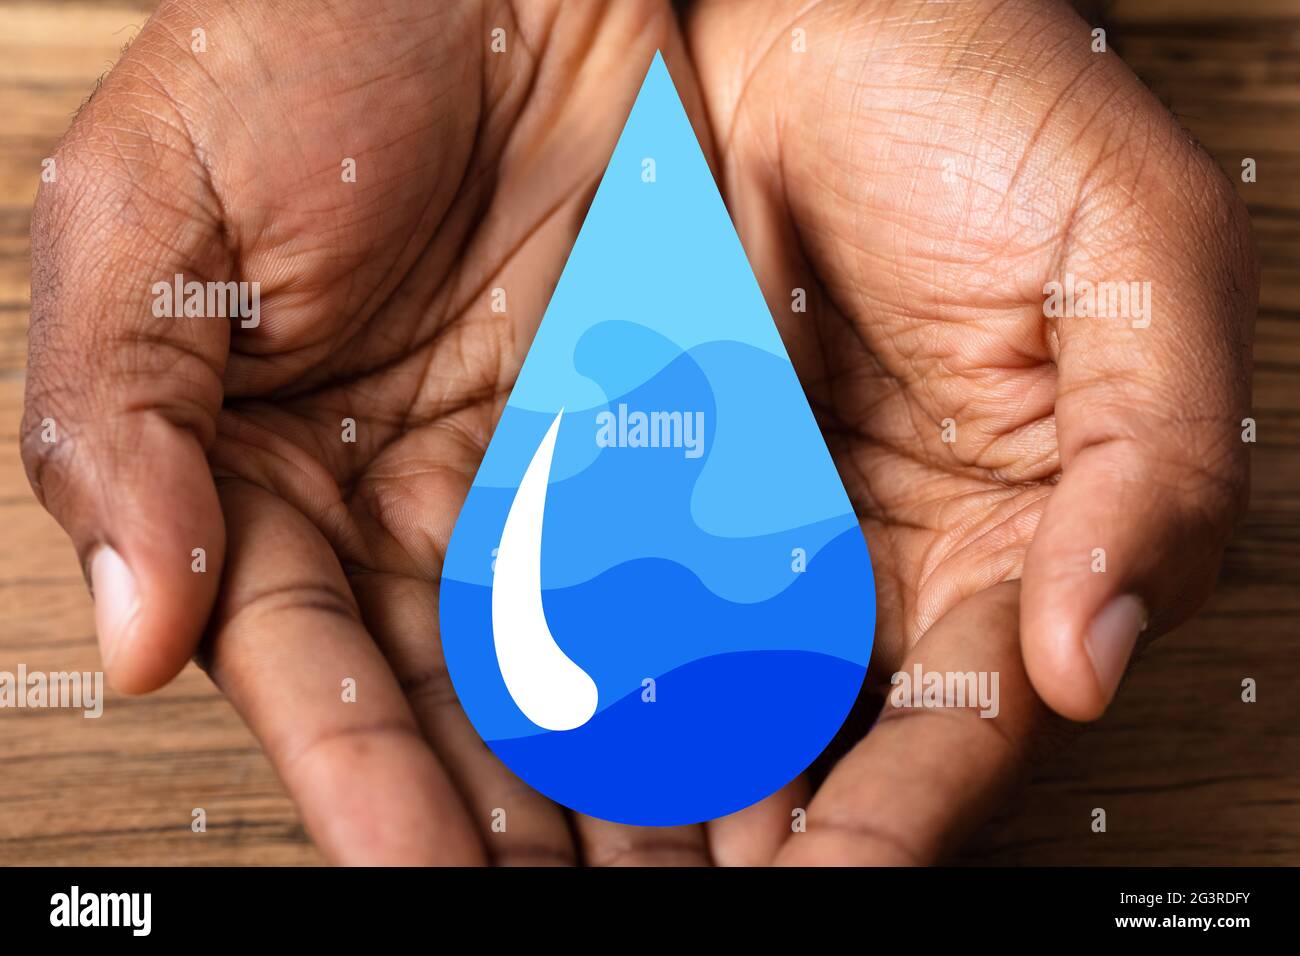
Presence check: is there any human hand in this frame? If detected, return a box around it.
[683,0,1255,863]
[22,0,812,865]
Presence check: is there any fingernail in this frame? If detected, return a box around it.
[1085,594,1146,704]
[90,546,139,668]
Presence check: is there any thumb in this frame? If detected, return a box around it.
[1020,134,1255,722]
[1021,433,1245,722]
[21,48,232,694]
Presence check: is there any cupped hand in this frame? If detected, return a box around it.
[23,0,801,865]
[684,0,1255,863]
[22,0,1254,866]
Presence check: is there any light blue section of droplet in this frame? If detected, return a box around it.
[687,340,851,537]
[508,51,787,417]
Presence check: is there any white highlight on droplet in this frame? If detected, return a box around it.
[491,409,599,731]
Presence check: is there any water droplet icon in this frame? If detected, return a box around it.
[440,51,875,826]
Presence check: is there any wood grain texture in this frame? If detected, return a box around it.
[0,0,1296,866]
[0,0,321,866]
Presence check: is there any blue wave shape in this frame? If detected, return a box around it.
[443,330,861,604]
[687,339,852,537]
[440,525,873,742]
[487,649,867,826]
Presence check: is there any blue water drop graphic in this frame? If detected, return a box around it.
[440,51,875,826]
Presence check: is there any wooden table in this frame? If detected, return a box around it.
[0,0,1296,866]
